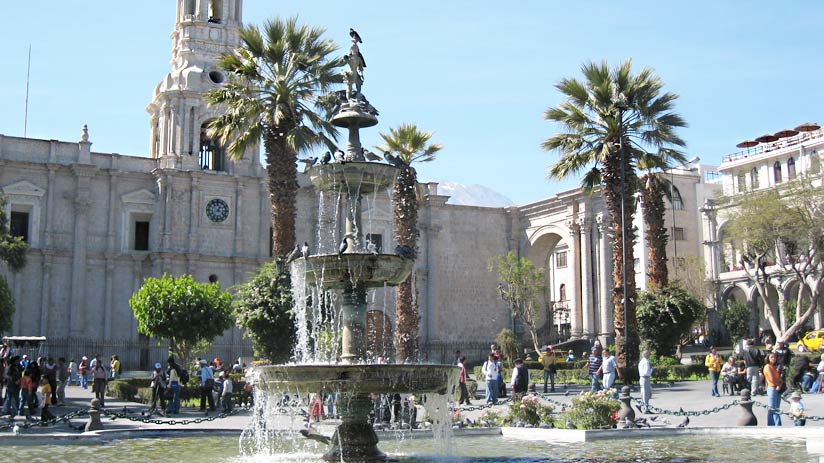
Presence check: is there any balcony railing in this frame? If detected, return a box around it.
[722,130,823,163]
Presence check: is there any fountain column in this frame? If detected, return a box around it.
[340,284,368,364]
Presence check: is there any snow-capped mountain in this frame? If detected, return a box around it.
[436,182,515,208]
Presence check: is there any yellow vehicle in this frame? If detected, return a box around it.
[796,330,824,352]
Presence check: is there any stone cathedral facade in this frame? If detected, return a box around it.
[0,1,714,367]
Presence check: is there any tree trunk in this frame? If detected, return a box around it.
[263,128,298,258]
[641,176,669,289]
[602,143,638,369]
[393,166,420,362]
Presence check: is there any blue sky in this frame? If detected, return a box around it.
[2,1,823,205]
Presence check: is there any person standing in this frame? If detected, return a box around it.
[481,353,500,404]
[540,347,556,393]
[68,358,77,386]
[166,357,182,415]
[598,348,621,393]
[148,362,167,416]
[457,356,471,405]
[638,350,653,412]
[42,357,58,405]
[792,354,814,392]
[2,356,21,417]
[739,339,763,395]
[763,352,783,426]
[198,360,215,412]
[510,358,529,394]
[110,355,121,380]
[91,355,107,406]
[705,346,723,397]
[587,346,602,392]
[55,357,68,406]
[789,392,806,426]
[219,371,233,413]
[78,356,88,389]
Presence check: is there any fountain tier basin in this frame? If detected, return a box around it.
[308,162,397,195]
[294,254,414,290]
[255,364,460,396]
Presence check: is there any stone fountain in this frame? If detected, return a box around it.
[253,30,460,462]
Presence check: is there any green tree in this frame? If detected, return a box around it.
[207,17,342,257]
[0,275,13,334]
[717,301,752,345]
[782,300,811,340]
[495,328,520,368]
[637,285,705,358]
[129,274,233,362]
[721,179,824,342]
[489,252,546,353]
[376,123,443,362]
[233,262,296,363]
[543,59,687,368]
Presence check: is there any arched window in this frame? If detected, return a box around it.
[788,157,796,179]
[737,172,746,192]
[750,167,759,189]
[672,189,684,210]
[199,121,225,171]
[208,0,222,22]
[773,161,782,184]
[184,0,195,16]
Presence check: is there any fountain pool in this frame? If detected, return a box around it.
[6,434,821,462]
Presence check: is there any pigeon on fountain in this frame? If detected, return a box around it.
[298,156,318,172]
[354,148,366,161]
[301,242,310,259]
[285,244,301,263]
[677,415,689,428]
[635,403,645,415]
[12,424,20,435]
[300,428,332,445]
[334,149,346,163]
[320,151,332,165]
[366,240,378,255]
[395,245,416,260]
[363,149,382,162]
[383,152,406,169]
[338,237,349,259]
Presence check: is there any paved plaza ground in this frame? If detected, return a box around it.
[3,375,824,438]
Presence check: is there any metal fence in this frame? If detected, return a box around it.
[8,337,254,372]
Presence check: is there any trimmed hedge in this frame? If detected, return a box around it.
[473,363,709,386]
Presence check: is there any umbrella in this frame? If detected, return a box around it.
[794,122,820,132]
[736,140,758,148]
[774,129,798,138]
[755,134,779,143]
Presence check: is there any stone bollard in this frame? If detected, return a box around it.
[85,398,104,432]
[617,386,635,423]
[736,388,757,426]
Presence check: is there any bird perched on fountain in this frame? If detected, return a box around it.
[383,152,406,169]
[677,415,689,428]
[301,242,310,259]
[338,234,353,259]
[12,424,20,435]
[354,147,366,161]
[349,27,362,43]
[285,244,301,264]
[334,149,346,163]
[363,149,382,162]
[320,151,332,165]
[366,239,378,255]
[395,245,416,260]
[298,156,318,172]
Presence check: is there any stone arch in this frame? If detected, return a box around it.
[720,284,752,342]
[526,229,569,342]
[199,119,225,171]
[366,310,393,361]
[717,220,745,272]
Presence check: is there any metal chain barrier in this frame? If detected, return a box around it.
[449,396,513,412]
[631,397,741,416]
[103,407,241,425]
[1,407,90,431]
[750,400,824,421]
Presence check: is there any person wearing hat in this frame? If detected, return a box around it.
[540,346,557,393]
[789,391,805,426]
[198,359,216,413]
[148,362,167,416]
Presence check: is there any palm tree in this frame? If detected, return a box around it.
[638,169,674,289]
[376,123,443,362]
[207,17,342,257]
[542,60,686,369]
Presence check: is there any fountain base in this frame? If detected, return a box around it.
[323,415,387,462]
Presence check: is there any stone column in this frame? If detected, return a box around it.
[581,218,594,339]
[567,218,582,338]
[39,253,52,336]
[44,166,57,247]
[340,284,368,364]
[69,165,95,335]
[597,213,614,343]
[188,175,200,251]
[103,256,115,340]
[106,172,119,251]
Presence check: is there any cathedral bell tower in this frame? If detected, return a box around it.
[147,0,257,173]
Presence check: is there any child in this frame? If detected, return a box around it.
[789,391,806,426]
[37,376,55,422]
[309,393,325,423]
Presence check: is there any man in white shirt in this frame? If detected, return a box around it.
[638,350,653,412]
[481,353,500,404]
[598,348,622,393]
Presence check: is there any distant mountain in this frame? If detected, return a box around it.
[436,182,515,208]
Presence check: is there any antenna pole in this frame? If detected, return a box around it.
[24,44,31,137]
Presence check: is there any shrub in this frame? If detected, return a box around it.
[106,380,140,401]
[565,389,620,429]
[478,408,503,427]
[504,394,555,427]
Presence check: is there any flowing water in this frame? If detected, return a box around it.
[7,435,818,462]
